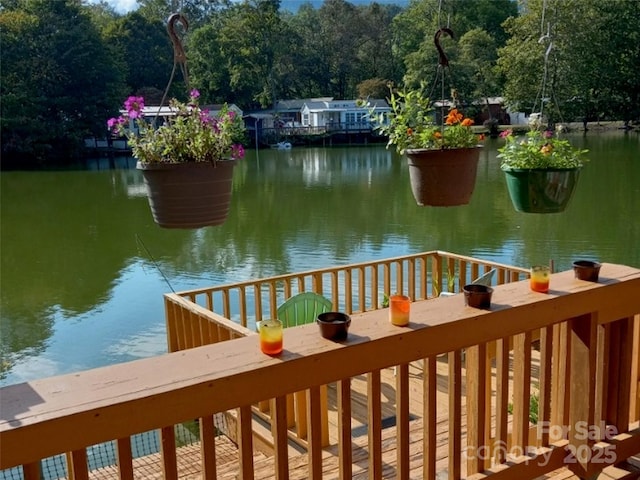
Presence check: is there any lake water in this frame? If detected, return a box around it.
[1,131,638,387]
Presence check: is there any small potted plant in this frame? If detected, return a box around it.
[372,84,484,207]
[497,119,588,214]
[108,89,246,228]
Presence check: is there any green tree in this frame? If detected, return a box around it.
[355,3,403,87]
[136,0,231,27]
[497,0,640,126]
[1,0,124,167]
[357,78,392,100]
[206,0,293,108]
[285,3,327,98]
[392,0,516,94]
[457,28,499,117]
[316,0,362,98]
[103,12,176,97]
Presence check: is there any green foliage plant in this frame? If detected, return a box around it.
[108,89,246,165]
[372,84,483,155]
[498,118,588,170]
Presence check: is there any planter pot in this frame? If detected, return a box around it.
[405,147,481,207]
[463,284,493,309]
[503,167,580,214]
[317,312,351,341]
[573,260,601,282]
[136,160,236,229]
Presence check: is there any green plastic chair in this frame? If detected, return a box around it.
[277,292,333,328]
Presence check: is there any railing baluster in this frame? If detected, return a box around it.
[396,260,404,295]
[238,405,255,479]
[460,260,468,291]
[371,265,379,310]
[115,437,134,480]
[512,331,532,450]
[306,386,323,479]
[344,269,353,314]
[408,259,416,300]
[271,396,290,480]
[358,266,366,313]
[22,462,40,480]
[330,271,339,310]
[368,369,383,480]
[396,363,410,479]
[466,342,486,475]
[67,449,89,480]
[200,415,217,480]
[448,350,462,480]
[160,426,178,480]
[495,337,509,465]
[423,356,437,479]
[538,326,553,446]
[337,378,353,479]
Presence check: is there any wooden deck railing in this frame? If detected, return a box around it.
[167,250,528,337]
[1,257,639,480]
[164,251,530,449]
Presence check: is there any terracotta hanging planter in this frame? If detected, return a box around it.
[503,167,580,214]
[137,160,236,229]
[405,147,481,207]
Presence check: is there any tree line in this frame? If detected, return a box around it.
[1,0,638,168]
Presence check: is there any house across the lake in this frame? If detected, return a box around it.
[84,104,244,156]
[244,97,391,148]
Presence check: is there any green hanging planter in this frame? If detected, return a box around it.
[503,167,581,214]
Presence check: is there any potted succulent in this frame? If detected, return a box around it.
[108,89,246,228]
[497,119,588,213]
[372,85,484,207]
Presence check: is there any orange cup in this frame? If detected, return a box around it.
[389,294,411,326]
[258,319,283,355]
[530,265,551,293]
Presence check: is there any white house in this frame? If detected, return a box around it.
[300,98,390,130]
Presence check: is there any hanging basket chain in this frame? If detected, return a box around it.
[157,12,190,118]
[431,27,461,133]
[533,0,565,126]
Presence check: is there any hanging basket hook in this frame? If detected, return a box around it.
[434,27,454,67]
[168,13,189,66]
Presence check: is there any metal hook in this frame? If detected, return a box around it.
[168,13,188,66]
[434,27,454,67]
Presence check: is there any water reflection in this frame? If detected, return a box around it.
[1,132,638,385]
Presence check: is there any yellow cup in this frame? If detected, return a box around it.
[389,294,411,326]
[530,265,551,293]
[258,319,283,355]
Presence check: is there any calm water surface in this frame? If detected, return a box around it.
[1,132,638,386]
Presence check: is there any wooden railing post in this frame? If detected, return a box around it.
[567,314,597,478]
[603,317,635,432]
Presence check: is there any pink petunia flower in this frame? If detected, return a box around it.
[124,96,144,119]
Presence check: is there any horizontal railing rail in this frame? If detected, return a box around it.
[1,262,638,480]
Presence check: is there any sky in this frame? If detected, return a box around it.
[90,0,139,13]
[91,0,408,14]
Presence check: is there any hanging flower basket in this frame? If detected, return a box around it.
[137,160,236,228]
[405,147,481,207]
[503,167,580,214]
